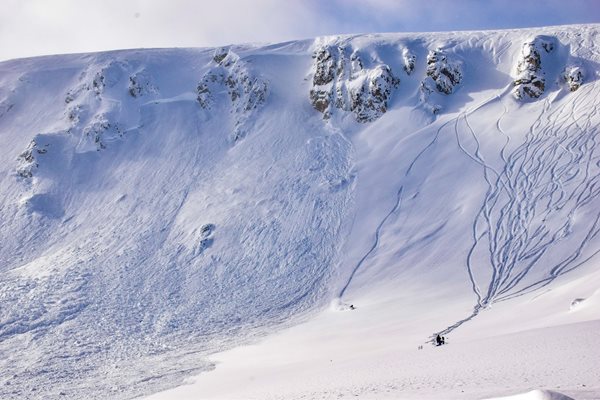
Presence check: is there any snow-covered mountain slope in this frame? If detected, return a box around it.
[1,24,599,399]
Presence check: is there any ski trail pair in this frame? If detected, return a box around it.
[339,83,600,341]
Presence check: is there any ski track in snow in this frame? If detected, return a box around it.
[338,186,403,298]
[339,79,600,341]
[439,81,600,337]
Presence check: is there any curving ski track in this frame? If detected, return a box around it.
[437,82,600,338]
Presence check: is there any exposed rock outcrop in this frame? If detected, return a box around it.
[197,47,268,142]
[563,65,584,92]
[422,49,462,95]
[351,65,400,122]
[419,49,462,113]
[309,44,399,122]
[194,223,216,256]
[402,48,416,75]
[16,140,39,178]
[513,37,556,99]
[93,61,127,95]
[16,136,52,178]
[128,70,158,98]
[82,115,123,150]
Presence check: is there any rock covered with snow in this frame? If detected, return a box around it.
[402,48,417,75]
[16,139,40,178]
[562,65,584,92]
[82,114,124,150]
[419,48,462,113]
[63,60,152,150]
[128,69,158,98]
[424,49,462,94]
[309,43,399,122]
[513,36,557,99]
[196,47,268,141]
[15,60,158,180]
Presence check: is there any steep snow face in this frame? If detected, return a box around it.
[1,24,600,400]
[0,45,355,399]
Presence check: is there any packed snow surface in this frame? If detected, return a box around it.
[0,24,599,399]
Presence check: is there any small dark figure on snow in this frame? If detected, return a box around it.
[436,334,443,346]
[349,304,355,310]
[441,336,446,345]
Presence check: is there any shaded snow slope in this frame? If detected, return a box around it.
[1,24,600,399]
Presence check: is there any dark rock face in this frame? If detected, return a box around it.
[312,47,337,86]
[309,44,399,122]
[513,37,556,99]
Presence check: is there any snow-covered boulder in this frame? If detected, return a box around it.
[309,43,399,122]
[513,37,556,99]
[562,65,584,92]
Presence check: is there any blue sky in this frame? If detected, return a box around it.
[1,0,599,61]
